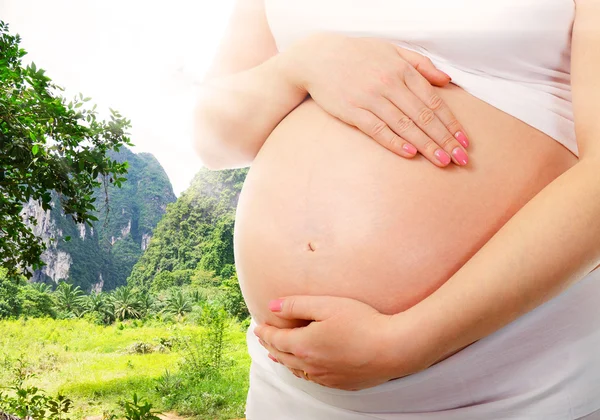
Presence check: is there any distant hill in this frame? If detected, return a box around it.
[127,167,248,290]
[24,147,176,291]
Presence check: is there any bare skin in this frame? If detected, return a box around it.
[234,81,577,330]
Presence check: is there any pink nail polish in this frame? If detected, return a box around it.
[452,147,468,166]
[269,299,284,312]
[455,131,469,148]
[434,149,451,166]
[268,354,279,363]
[402,143,417,156]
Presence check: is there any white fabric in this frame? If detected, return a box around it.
[246,267,600,419]
[264,0,578,156]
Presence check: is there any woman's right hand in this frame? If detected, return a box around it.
[282,33,470,167]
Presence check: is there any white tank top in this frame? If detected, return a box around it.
[264,0,578,156]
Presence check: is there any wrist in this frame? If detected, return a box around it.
[273,46,309,96]
[383,310,446,378]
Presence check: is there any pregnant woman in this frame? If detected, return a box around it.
[194,0,600,418]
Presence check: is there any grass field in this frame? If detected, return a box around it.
[0,317,251,419]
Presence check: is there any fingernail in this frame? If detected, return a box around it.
[269,299,284,312]
[268,354,279,363]
[455,131,469,148]
[434,149,451,166]
[402,143,417,156]
[452,147,468,166]
[259,338,266,347]
[442,71,452,81]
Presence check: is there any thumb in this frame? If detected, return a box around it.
[396,47,451,87]
[268,296,334,321]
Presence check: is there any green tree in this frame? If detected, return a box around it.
[0,267,22,318]
[219,274,249,321]
[161,288,192,319]
[18,283,56,318]
[81,292,115,325]
[127,168,247,289]
[0,20,132,276]
[111,286,142,321]
[53,282,85,317]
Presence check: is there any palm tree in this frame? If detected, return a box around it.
[30,282,53,294]
[81,292,115,324]
[53,282,85,316]
[137,292,155,317]
[162,289,192,319]
[111,286,142,321]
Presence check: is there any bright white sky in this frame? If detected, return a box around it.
[0,0,236,196]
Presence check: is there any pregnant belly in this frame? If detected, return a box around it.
[233,84,577,328]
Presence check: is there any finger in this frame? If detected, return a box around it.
[386,83,468,166]
[403,67,470,150]
[363,97,452,168]
[349,108,419,158]
[267,296,340,322]
[289,367,302,379]
[394,47,451,87]
[270,348,306,371]
[258,337,307,370]
[254,324,299,354]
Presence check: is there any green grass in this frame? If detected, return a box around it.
[0,317,250,419]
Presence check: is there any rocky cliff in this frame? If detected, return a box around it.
[26,147,176,292]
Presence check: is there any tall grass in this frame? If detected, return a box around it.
[0,316,250,418]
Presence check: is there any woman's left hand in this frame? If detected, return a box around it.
[253,296,429,390]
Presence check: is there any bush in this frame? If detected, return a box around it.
[219,275,249,321]
[0,269,23,319]
[118,393,161,420]
[19,284,56,319]
[126,342,154,355]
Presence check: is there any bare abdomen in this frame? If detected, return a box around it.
[233,84,577,328]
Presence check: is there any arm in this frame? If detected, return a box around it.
[388,0,600,373]
[194,1,467,170]
[193,0,307,170]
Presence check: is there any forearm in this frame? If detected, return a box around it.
[391,157,600,372]
[385,2,600,375]
[194,53,307,170]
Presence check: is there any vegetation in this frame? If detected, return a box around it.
[0,314,250,418]
[29,147,176,292]
[0,20,132,276]
[1,20,253,419]
[127,168,247,293]
[0,259,251,418]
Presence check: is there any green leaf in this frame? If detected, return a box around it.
[32,144,39,155]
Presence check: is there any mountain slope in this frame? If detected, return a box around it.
[127,167,248,290]
[24,147,176,291]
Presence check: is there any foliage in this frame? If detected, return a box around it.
[161,289,192,319]
[178,302,229,378]
[18,283,56,318]
[0,387,73,420]
[111,286,142,321]
[53,282,85,318]
[219,274,249,321]
[127,168,248,290]
[80,292,114,325]
[0,316,250,419]
[118,393,161,420]
[30,147,176,292]
[0,355,73,420]
[0,268,22,318]
[0,20,132,276]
